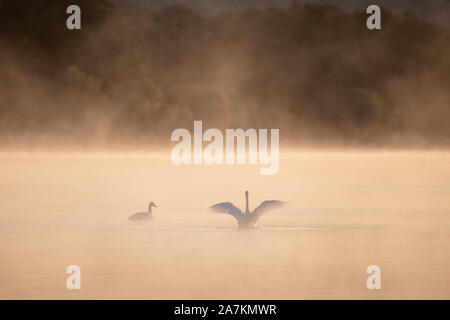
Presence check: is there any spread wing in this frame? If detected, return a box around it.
[251,200,286,222]
[209,202,243,220]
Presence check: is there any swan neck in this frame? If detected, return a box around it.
[148,205,153,214]
[245,193,249,214]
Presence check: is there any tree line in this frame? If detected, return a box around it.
[1,0,449,149]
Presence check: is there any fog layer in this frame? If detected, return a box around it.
[1,0,450,149]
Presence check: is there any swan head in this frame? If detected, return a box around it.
[245,190,249,197]
[148,202,157,210]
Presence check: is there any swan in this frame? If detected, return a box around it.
[209,191,285,228]
[128,202,157,220]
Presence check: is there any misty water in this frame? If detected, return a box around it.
[0,151,449,299]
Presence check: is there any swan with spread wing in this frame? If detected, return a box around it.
[209,191,286,229]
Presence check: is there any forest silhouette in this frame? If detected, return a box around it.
[1,0,450,149]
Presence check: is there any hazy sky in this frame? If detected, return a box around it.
[136,0,450,26]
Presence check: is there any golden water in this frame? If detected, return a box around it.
[0,151,449,299]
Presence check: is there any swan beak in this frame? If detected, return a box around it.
[153,204,158,208]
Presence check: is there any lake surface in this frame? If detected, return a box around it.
[0,151,449,299]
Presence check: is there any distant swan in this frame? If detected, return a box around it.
[209,191,285,229]
[128,202,157,220]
